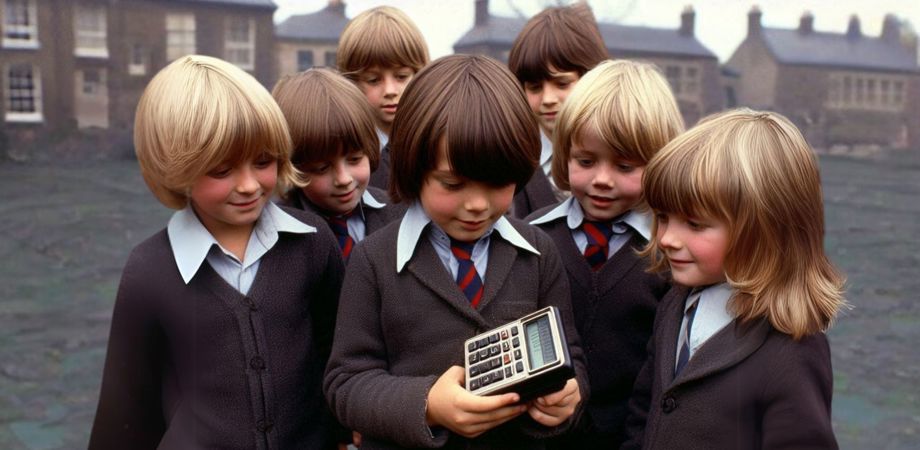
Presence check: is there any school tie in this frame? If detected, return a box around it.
[325,214,356,261]
[581,220,626,270]
[450,239,484,308]
[674,299,700,377]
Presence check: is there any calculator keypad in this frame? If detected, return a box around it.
[466,327,524,393]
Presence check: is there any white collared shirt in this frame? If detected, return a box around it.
[376,127,389,151]
[395,202,540,278]
[539,129,569,202]
[529,197,651,258]
[675,282,734,371]
[345,189,387,242]
[167,202,315,294]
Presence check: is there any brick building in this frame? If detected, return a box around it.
[275,0,349,77]
[725,7,920,149]
[0,0,277,151]
[453,0,725,125]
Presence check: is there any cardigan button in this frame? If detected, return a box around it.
[661,396,677,413]
[256,419,273,432]
[243,297,258,311]
[250,356,265,371]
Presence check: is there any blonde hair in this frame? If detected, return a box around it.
[134,55,301,209]
[552,59,684,194]
[336,6,429,78]
[642,108,846,339]
[271,68,380,176]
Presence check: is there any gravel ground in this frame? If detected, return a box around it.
[0,153,917,449]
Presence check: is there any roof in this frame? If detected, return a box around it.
[276,4,349,41]
[182,0,276,9]
[761,28,918,73]
[454,15,716,59]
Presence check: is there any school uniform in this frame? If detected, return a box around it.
[324,203,590,450]
[621,284,838,450]
[512,130,568,219]
[89,204,345,450]
[527,199,669,448]
[369,128,391,190]
[282,186,407,240]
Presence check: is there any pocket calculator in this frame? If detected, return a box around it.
[463,306,573,401]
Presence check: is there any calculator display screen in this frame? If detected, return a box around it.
[525,315,557,371]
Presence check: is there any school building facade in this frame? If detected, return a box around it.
[274,0,348,77]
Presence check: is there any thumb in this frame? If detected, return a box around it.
[444,365,466,384]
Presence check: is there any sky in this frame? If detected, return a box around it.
[273,0,920,62]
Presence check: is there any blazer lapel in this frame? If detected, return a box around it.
[545,220,592,291]
[656,286,691,391]
[596,233,646,297]
[671,317,771,387]
[474,235,516,312]
[406,238,490,329]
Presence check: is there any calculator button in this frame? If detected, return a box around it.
[511,327,519,336]
[503,354,511,365]
[479,349,488,359]
[514,349,522,360]
[470,365,480,377]
[489,346,500,357]
[468,341,477,352]
[478,338,489,348]
[491,358,501,369]
[502,342,509,352]
[480,374,491,387]
[489,333,499,344]
[471,379,480,390]
[512,337,520,348]
[516,362,524,373]
[469,352,479,364]
[504,367,512,378]
[494,370,504,381]
[501,330,508,340]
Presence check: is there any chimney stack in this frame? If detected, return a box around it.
[748,6,762,38]
[847,14,862,39]
[327,0,345,15]
[475,0,489,27]
[881,14,900,43]
[799,11,814,35]
[679,5,695,37]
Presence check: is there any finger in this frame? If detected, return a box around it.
[528,404,566,427]
[537,379,577,406]
[457,391,520,413]
[444,365,466,384]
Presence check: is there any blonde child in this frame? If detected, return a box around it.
[507,3,608,218]
[324,55,588,449]
[89,56,344,449]
[273,68,405,261]
[622,109,845,449]
[527,59,683,448]
[337,6,429,190]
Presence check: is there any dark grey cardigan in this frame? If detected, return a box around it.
[282,185,406,238]
[89,207,345,450]
[324,217,590,449]
[622,286,838,450]
[512,170,558,219]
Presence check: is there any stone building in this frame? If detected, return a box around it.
[453,0,725,125]
[725,7,920,149]
[275,0,349,77]
[0,0,277,150]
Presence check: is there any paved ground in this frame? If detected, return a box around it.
[0,152,918,449]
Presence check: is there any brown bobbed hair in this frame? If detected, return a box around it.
[507,3,609,84]
[337,6,429,79]
[641,108,846,339]
[271,68,380,174]
[388,55,540,203]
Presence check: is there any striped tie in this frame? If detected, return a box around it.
[326,214,356,261]
[582,221,616,270]
[450,239,484,308]
[674,299,699,377]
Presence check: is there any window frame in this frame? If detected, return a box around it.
[4,62,43,123]
[165,12,196,62]
[73,3,108,58]
[224,16,255,71]
[2,0,39,49]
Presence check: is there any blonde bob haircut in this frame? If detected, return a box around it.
[134,55,301,209]
[641,108,846,339]
[336,6,429,78]
[552,59,684,194]
[271,68,380,176]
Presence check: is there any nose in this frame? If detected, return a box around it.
[592,163,615,188]
[657,221,679,250]
[463,186,489,214]
[541,82,558,106]
[383,74,398,98]
[332,160,353,187]
[234,164,260,194]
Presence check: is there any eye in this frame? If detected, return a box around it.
[207,165,232,179]
[308,163,330,174]
[654,212,669,224]
[617,163,636,172]
[254,155,274,168]
[687,219,706,230]
[575,158,595,168]
[346,153,365,165]
[363,76,380,85]
[524,82,541,93]
[395,72,412,81]
[440,179,464,191]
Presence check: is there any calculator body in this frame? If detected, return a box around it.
[463,306,573,401]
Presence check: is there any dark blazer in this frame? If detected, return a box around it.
[281,186,406,238]
[512,170,558,219]
[622,286,838,450]
[324,218,590,449]
[89,207,344,450]
[526,205,669,449]
[368,143,391,191]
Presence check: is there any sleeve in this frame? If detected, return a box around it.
[760,333,838,450]
[518,229,591,439]
[88,252,166,449]
[323,243,444,448]
[620,333,655,450]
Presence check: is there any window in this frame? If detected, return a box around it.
[128,43,147,76]
[297,50,314,72]
[4,63,42,122]
[75,69,108,128]
[166,13,195,61]
[663,62,700,100]
[3,0,38,48]
[324,50,336,67]
[827,72,906,111]
[225,17,254,70]
[82,69,103,94]
[74,4,107,58]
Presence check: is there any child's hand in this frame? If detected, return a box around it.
[426,366,528,438]
[527,378,581,427]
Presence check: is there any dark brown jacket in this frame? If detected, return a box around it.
[622,286,837,450]
[282,185,406,238]
[512,170,558,219]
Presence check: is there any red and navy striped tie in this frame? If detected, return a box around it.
[326,214,356,261]
[450,239,484,308]
[582,221,615,271]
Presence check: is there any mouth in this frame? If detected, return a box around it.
[541,111,557,120]
[667,258,692,266]
[458,219,487,231]
[230,196,261,209]
[382,104,398,114]
[588,195,615,206]
[333,188,357,202]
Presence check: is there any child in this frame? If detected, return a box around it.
[526,60,684,448]
[622,109,845,449]
[337,5,429,190]
[507,3,608,218]
[323,55,589,449]
[272,68,406,261]
[89,55,345,449]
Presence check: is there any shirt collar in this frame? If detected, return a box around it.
[539,129,553,166]
[167,202,315,284]
[376,127,389,150]
[362,189,386,209]
[528,197,651,241]
[396,202,540,272]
